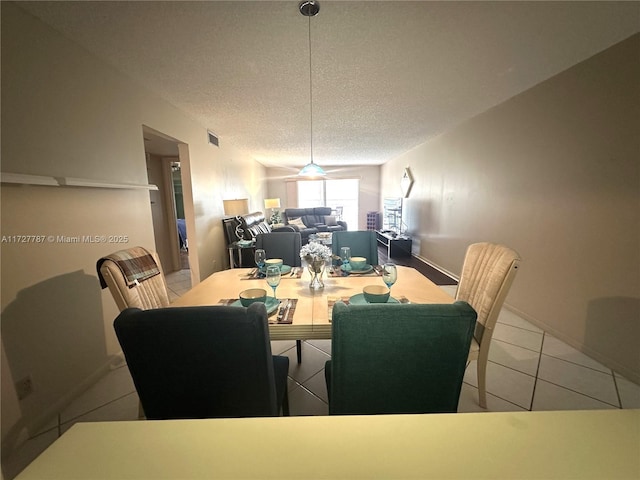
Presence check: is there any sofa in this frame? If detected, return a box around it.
[222,211,293,245]
[283,207,347,244]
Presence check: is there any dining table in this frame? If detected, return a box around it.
[170,265,455,341]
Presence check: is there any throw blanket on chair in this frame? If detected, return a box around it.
[97,246,160,289]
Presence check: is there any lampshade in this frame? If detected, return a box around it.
[223,198,249,217]
[264,198,281,209]
[298,162,326,177]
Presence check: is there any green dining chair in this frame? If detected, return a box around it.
[331,230,379,266]
[114,303,289,419]
[255,232,302,267]
[325,301,476,415]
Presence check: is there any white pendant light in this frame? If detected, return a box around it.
[299,161,326,177]
[298,1,326,178]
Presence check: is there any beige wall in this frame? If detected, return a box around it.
[382,34,640,383]
[266,165,380,230]
[1,3,266,447]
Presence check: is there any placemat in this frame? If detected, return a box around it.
[327,295,410,322]
[242,267,304,280]
[271,298,297,324]
[218,298,240,306]
[218,298,237,306]
[218,298,297,324]
[327,265,382,277]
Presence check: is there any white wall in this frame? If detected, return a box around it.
[1,2,266,449]
[381,34,640,383]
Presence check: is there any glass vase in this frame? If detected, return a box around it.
[308,260,325,289]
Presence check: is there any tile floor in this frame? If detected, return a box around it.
[3,269,639,479]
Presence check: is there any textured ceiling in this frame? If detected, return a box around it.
[16,1,640,166]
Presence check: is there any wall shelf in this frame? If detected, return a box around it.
[1,172,158,190]
[0,172,59,186]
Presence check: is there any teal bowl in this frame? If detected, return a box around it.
[239,288,267,307]
[363,285,390,303]
[265,258,283,270]
[350,256,367,270]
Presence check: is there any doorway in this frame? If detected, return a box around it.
[142,127,189,273]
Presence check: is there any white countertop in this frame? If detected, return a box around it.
[16,409,640,479]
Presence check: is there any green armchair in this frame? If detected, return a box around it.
[325,301,476,415]
[331,230,379,266]
[114,304,289,419]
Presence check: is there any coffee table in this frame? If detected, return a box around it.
[308,232,332,246]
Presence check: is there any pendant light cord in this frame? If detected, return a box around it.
[308,14,314,165]
[298,1,324,177]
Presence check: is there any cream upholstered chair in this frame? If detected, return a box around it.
[97,246,170,419]
[456,242,521,408]
[98,248,170,311]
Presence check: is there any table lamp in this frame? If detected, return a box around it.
[264,198,281,224]
[223,198,249,241]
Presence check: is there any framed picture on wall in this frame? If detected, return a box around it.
[401,167,414,198]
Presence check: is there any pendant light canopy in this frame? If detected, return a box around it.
[298,1,326,178]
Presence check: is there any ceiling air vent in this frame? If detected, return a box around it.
[207,130,219,147]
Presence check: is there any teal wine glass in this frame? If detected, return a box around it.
[255,249,266,276]
[340,246,351,272]
[382,263,398,295]
[266,265,281,299]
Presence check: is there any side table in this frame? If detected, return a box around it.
[375,230,412,258]
[228,241,256,268]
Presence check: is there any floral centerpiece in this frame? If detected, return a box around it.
[300,242,332,289]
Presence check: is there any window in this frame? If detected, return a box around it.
[297,178,359,229]
[297,180,324,207]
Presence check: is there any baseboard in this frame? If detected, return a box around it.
[109,351,127,370]
[1,353,124,461]
[412,253,459,282]
[503,304,640,386]
[409,254,640,384]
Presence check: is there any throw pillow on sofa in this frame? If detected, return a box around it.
[324,215,338,226]
[289,217,306,228]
